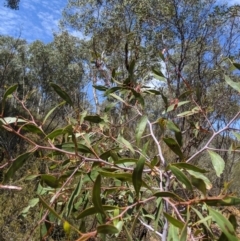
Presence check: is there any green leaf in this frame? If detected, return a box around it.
[152,67,165,78]
[153,191,184,201]
[191,176,207,196]
[163,137,184,159]
[225,75,240,93]
[84,115,104,123]
[232,132,240,141]
[50,83,73,106]
[43,101,65,125]
[167,120,180,133]
[20,198,39,217]
[65,176,83,217]
[136,116,148,145]
[109,93,126,103]
[3,84,18,101]
[208,151,225,177]
[191,207,213,235]
[38,195,64,221]
[233,62,240,70]
[4,152,33,183]
[22,124,44,135]
[76,205,117,219]
[41,174,59,188]
[1,84,18,114]
[92,175,105,216]
[104,87,125,96]
[131,89,145,107]
[208,206,238,241]
[186,170,212,190]
[117,135,135,154]
[177,110,194,117]
[171,163,207,173]
[164,212,184,229]
[179,221,188,241]
[169,165,192,190]
[93,85,108,91]
[98,171,132,182]
[97,224,119,234]
[132,157,145,198]
[168,224,180,241]
[63,221,71,236]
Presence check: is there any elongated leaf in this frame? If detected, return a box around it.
[22,124,44,135]
[66,176,83,217]
[168,224,179,241]
[191,207,213,234]
[163,137,184,159]
[164,212,184,229]
[50,83,73,106]
[132,157,145,198]
[104,86,125,96]
[98,171,132,182]
[1,84,18,114]
[0,117,26,124]
[93,85,108,91]
[179,221,188,241]
[117,135,135,154]
[208,151,225,177]
[43,101,65,125]
[167,120,180,133]
[97,224,119,234]
[76,205,117,219]
[225,75,240,93]
[3,84,18,101]
[136,115,148,145]
[172,163,207,173]
[38,195,64,221]
[208,206,238,241]
[92,175,105,215]
[152,67,165,78]
[232,131,240,141]
[4,152,33,183]
[191,176,206,196]
[41,174,59,188]
[84,115,104,123]
[169,165,192,190]
[153,191,184,201]
[131,89,145,107]
[186,170,212,190]
[110,93,126,103]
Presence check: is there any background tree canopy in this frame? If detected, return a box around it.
[1,0,240,240]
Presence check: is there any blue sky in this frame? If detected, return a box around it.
[0,0,68,43]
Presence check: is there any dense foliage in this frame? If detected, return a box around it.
[1,0,240,240]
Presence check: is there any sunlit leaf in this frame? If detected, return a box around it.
[117,135,135,154]
[136,115,148,145]
[186,170,212,190]
[225,75,240,93]
[208,150,225,177]
[152,67,165,78]
[208,206,238,241]
[169,165,192,190]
